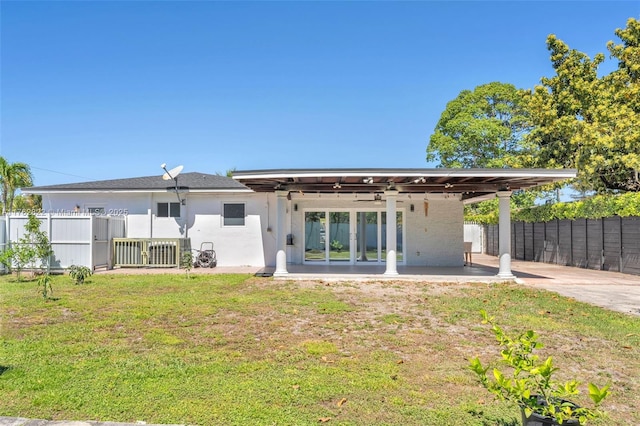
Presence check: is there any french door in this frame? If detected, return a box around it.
[303,209,403,264]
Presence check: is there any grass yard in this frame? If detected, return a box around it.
[1,273,639,425]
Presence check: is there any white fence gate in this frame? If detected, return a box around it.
[463,222,484,253]
[1,213,126,271]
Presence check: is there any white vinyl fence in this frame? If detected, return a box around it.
[0,216,6,274]
[463,222,484,253]
[1,213,126,272]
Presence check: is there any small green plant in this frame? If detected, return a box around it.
[37,273,53,299]
[180,251,193,278]
[0,243,35,281]
[330,239,343,252]
[469,310,609,425]
[0,247,16,275]
[68,265,92,284]
[0,214,53,281]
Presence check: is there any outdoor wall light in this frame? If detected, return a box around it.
[333,182,342,189]
[413,177,426,184]
[410,204,415,212]
[294,204,298,211]
[444,182,454,189]
[363,177,374,184]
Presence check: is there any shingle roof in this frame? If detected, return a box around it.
[23,172,250,193]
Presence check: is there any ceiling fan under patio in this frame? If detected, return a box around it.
[353,194,403,204]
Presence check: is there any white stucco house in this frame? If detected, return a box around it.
[23,168,576,278]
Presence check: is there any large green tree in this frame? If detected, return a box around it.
[13,194,42,212]
[525,18,640,192]
[426,82,532,168]
[0,157,33,213]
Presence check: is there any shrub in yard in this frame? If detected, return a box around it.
[180,251,193,278]
[68,265,92,284]
[469,310,610,425]
[37,273,53,299]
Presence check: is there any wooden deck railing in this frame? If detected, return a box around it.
[113,238,191,268]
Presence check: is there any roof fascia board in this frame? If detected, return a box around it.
[233,168,577,179]
[22,189,253,195]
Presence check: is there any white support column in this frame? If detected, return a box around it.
[497,190,515,279]
[384,190,399,276]
[274,190,289,276]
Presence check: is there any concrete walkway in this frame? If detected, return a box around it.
[257,255,640,316]
[472,254,640,316]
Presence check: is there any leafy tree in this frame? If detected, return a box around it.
[13,194,42,212]
[525,18,640,193]
[0,244,34,281]
[426,82,533,168]
[0,157,33,213]
[604,18,640,190]
[24,213,53,273]
[0,213,53,281]
[464,190,542,224]
[217,168,237,178]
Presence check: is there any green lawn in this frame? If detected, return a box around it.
[1,273,639,425]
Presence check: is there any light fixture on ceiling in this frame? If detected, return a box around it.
[444,182,454,189]
[413,177,426,184]
[363,177,374,184]
[333,182,342,189]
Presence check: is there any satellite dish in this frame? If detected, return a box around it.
[160,163,185,205]
[162,164,183,181]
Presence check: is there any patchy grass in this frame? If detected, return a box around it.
[1,274,639,425]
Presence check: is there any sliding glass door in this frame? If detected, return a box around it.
[304,209,403,264]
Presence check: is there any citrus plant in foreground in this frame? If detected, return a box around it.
[469,310,610,425]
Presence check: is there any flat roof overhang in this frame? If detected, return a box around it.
[233,168,577,203]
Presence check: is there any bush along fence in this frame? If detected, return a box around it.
[485,216,640,276]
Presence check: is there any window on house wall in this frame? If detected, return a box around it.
[223,203,245,226]
[157,202,181,218]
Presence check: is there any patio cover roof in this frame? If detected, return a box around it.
[233,168,577,202]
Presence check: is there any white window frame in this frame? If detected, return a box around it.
[222,202,246,227]
[157,202,181,218]
[84,205,106,215]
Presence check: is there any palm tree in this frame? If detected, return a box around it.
[0,157,33,213]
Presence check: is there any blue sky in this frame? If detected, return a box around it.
[1,1,639,187]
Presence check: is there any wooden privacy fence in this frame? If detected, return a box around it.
[485,216,640,275]
[113,238,191,268]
